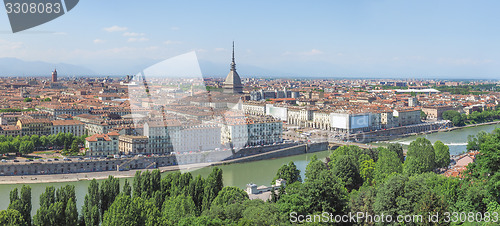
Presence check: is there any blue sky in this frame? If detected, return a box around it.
[0,0,499,78]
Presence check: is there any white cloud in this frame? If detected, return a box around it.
[214,48,226,52]
[123,32,145,37]
[437,58,493,66]
[303,49,323,56]
[103,26,128,32]
[127,37,149,42]
[93,39,105,44]
[0,39,23,50]
[282,49,323,56]
[164,40,182,45]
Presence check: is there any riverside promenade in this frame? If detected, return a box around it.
[0,162,213,184]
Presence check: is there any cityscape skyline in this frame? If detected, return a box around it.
[0,1,499,78]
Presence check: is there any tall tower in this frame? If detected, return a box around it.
[223,42,243,94]
[51,68,57,82]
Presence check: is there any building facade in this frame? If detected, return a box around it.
[85,132,120,156]
[118,135,148,155]
[51,120,85,136]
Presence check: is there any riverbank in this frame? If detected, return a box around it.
[0,162,211,184]
[379,120,500,143]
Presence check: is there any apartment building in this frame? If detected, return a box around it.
[242,102,266,116]
[221,116,282,148]
[85,131,120,156]
[51,120,85,136]
[118,135,148,155]
[16,118,52,136]
[144,120,175,154]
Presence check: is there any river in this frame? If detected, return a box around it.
[383,123,500,155]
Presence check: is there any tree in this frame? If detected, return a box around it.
[123,179,131,197]
[468,128,500,176]
[23,97,32,102]
[100,175,120,216]
[65,198,78,226]
[34,185,75,226]
[102,195,141,225]
[387,143,405,163]
[70,140,79,153]
[272,161,302,185]
[329,155,363,191]
[81,179,100,226]
[442,110,461,121]
[188,175,205,212]
[211,187,249,208]
[434,141,451,168]
[133,171,142,198]
[374,147,403,183]
[151,169,161,193]
[420,110,427,120]
[31,135,41,150]
[305,155,327,182]
[7,185,31,226]
[18,141,34,155]
[303,170,348,215]
[467,131,489,151]
[373,174,408,217]
[349,185,376,218]
[0,209,26,226]
[141,170,152,198]
[202,167,223,211]
[162,195,197,224]
[240,200,283,225]
[403,138,436,175]
[359,159,375,186]
[136,197,161,226]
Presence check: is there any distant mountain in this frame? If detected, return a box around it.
[0,58,95,76]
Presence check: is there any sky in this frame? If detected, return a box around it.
[0,0,499,79]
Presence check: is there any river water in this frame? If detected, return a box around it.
[385,123,500,155]
[1,123,497,216]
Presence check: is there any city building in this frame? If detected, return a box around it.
[393,108,421,126]
[52,68,57,83]
[221,115,283,148]
[16,118,52,136]
[118,135,148,155]
[422,105,456,120]
[85,131,120,156]
[51,120,85,136]
[173,124,221,152]
[144,120,175,154]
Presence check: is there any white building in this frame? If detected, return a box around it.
[242,102,266,116]
[172,124,221,152]
[85,131,120,156]
[265,104,288,121]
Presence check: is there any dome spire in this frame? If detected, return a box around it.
[231,41,236,71]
